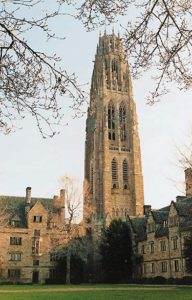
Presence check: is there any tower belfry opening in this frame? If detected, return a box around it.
[84,32,144,224]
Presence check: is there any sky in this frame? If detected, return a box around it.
[1,3,192,209]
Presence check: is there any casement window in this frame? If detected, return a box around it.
[9,253,21,261]
[160,240,166,251]
[8,269,21,279]
[161,261,167,272]
[10,237,22,245]
[33,216,42,223]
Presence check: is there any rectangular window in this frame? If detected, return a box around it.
[33,216,42,223]
[141,245,145,254]
[9,253,21,261]
[8,269,21,279]
[143,263,147,274]
[10,237,22,245]
[161,261,167,273]
[32,239,40,255]
[172,237,178,250]
[160,240,166,251]
[150,242,154,253]
[50,253,59,262]
[174,260,179,272]
[34,230,40,237]
[151,263,155,274]
[49,269,56,280]
[33,260,39,266]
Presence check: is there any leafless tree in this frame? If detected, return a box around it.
[2,1,190,136]
[0,1,86,138]
[77,0,192,104]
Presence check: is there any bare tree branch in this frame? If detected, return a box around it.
[0,1,86,137]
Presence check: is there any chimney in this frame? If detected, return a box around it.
[26,187,31,204]
[144,205,151,216]
[60,189,65,207]
[185,168,192,197]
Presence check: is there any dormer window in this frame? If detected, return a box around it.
[10,220,20,228]
[33,216,42,223]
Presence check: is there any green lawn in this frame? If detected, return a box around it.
[0,285,192,300]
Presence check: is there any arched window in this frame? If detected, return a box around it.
[119,103,126,141]
[108,101,115,140]
[112,208,115,218]
[123,159,129,189]
[105,59,110,87]
[112,158,118,188]
[112,59,119,81]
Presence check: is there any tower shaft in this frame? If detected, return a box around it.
[84,33,144,223]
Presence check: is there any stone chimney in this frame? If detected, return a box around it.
[26,187,32,204]
[185,168,192,197]
[143,205,151,216]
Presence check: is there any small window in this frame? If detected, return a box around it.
[151,263,155,274]
[10,237,22,245]
[149,242,154,253]
[34,230,40,237]
[174,260,179,272]
[10,220,20,227]
[161,261,167,272]
[143,263,147,274]
[49,269,56,280]
[33,216,42,223]
[33,260,39,266]
[160,240,166,251]
[32,239,40,255]
[8,269,21,279]
[141,245,145,254]
[9,253,21,261]
[172,237,178,250]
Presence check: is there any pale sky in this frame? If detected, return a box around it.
[1,3,192,210]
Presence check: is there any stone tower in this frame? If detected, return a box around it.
[84,32,144,224]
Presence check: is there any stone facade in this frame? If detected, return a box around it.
[131,169,192,279]
[0,188,68,283]
[84,32,144,224]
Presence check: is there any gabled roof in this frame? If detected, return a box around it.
[131,216,147,242]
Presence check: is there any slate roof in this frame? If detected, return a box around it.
[0,195,54,227]
[131,216,147,242]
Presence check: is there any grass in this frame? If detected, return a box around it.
[0,284,192,300]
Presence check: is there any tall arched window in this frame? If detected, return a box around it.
[112,158,118,188]
[123,159,129,189]
[111,59,119,81]
[119,103,126,141]
[105,59,110,87]
[108,101,115,140]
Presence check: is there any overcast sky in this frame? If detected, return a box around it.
[1,3,192,210]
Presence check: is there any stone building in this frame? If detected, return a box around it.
[131,168,192,279]
[0,187,69,283]
[84,32,144,224]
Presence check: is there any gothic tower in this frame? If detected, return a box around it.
[84,32,144,224]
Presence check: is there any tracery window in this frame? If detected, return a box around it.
[108,102,115,140]
[123,159,129,189]
[111,158,118,188]
[119,103,126,141]
[112,58,119,81]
